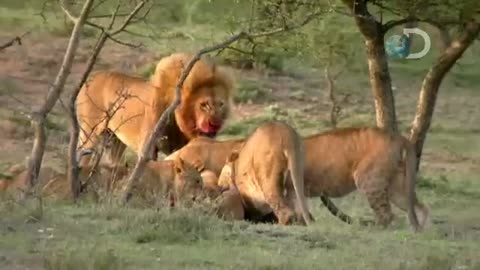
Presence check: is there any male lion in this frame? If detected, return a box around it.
[166,126,429,232]
[76,52,234,168]
[216,121,314,226]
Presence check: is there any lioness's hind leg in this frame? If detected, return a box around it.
[354,160,394,228]
[263,175,297,226]
[365,189,394,228]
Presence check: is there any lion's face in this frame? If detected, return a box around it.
[173,158,205,203]
[192,86,231,138]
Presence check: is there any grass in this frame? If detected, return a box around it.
[2,171,480,270]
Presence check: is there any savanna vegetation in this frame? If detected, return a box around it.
[0,0,479,269]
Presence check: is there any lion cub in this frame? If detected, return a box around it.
[217,120,314,226]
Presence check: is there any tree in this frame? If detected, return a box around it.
[304,13,357,128]
[340,0,480,170]
[21,0,152,201]
[62,0,150,200]
[22,0,96,201]
[409,20,479,170]
[341,0,398,132]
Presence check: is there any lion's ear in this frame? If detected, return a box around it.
[191,159,205,172]
[174,157,186,174]
[227,151,239,163]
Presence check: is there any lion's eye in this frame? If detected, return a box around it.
[200,101,209,110]
[218,101,224,107]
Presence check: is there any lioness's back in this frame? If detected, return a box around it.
[244,121,300,153]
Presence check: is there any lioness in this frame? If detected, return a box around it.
[0,163,111,200]
[216,121,314,226]
[166,126,429,232]
[128,158,205,206]
[76,52,235,168]
[0,158,204,206]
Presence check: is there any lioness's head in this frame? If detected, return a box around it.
[173,157,204,203]
[153,53,235,139]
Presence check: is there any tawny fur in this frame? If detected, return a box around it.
[198,169,245,221]
[216,121,314,226]
[213,186,245,221]
[0,158,205,206]
[134,158,205,205]
[165,126,430,232]
[76,52,235,168]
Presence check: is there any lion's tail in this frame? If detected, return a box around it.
[283,134,314,226]
[400,135,420,232]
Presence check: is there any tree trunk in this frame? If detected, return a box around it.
[409,21,480,171]
[342,0,397,132]
[68,33,109,200]
[325,65,338,128]
[365,35,398,132]
[23,0,95,199]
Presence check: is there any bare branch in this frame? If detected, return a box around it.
[91,0,109,12]
[110,1,147,35]
[0,31,31,51]
[60,0,80,24]
[383,16,462,34]
[107,35,142,48]
[106,0,122,30]
[249,10,323,38]
[89,13,131,19]
[383,17,415,33]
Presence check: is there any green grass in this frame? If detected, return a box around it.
[2,171,480,270]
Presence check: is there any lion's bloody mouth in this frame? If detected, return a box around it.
[197,120,223,137]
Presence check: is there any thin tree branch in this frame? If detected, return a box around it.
[107,36,142,48]
[0,31,31,51]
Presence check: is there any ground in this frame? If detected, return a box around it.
[1,2,480,270]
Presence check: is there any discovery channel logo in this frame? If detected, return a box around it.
[385,28,431,60]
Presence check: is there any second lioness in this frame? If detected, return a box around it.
[215,121,313,226]
[166,126,430,232]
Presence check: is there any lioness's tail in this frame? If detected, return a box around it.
[283,133,314,226]
[400,136,421,232]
